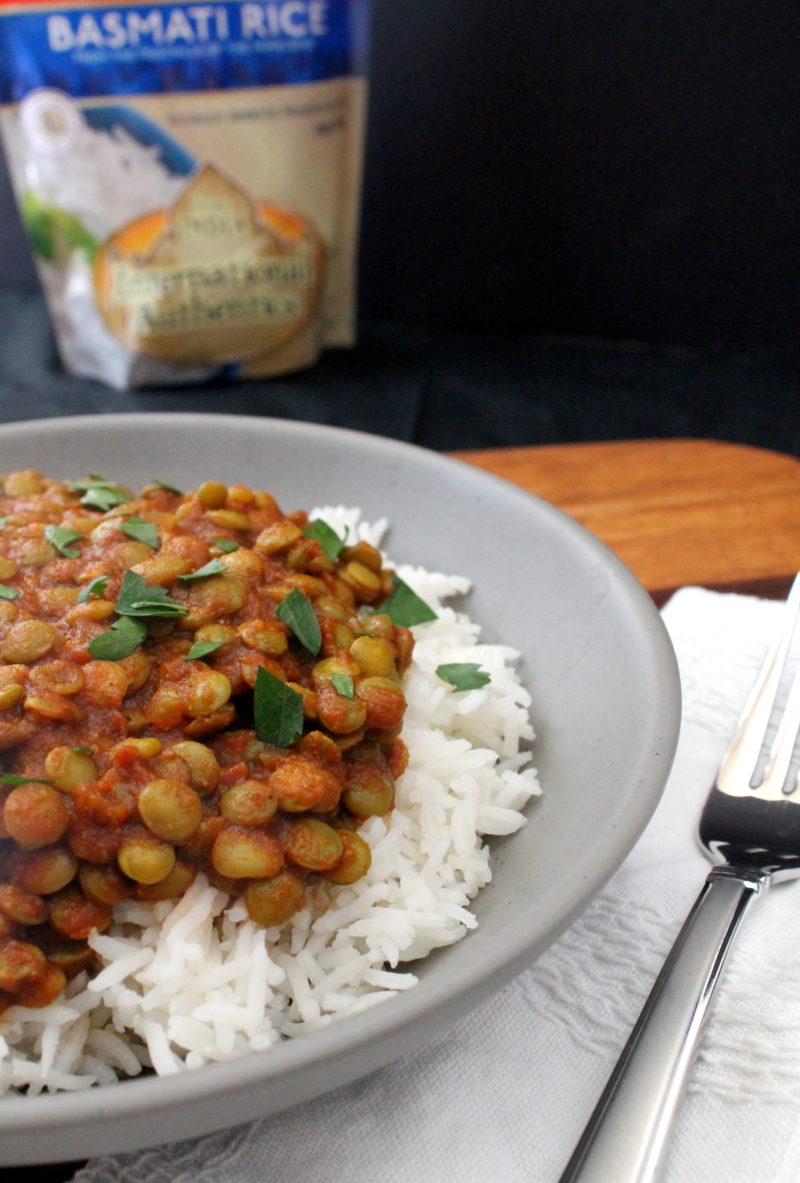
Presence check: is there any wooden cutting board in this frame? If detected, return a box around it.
[452,439,800,603]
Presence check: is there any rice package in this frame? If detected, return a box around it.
[0,0,370,388]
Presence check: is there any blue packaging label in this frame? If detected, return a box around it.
[0,0,368,103]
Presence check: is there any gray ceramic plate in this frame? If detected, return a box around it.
[0,413,681,1164]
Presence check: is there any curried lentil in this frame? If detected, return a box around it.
[0,472,413,1014]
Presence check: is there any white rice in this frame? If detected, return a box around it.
[0,511,541,1093]
[12,116,186,241]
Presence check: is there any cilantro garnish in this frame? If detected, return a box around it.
[186,640,224,661]
[331,673,355,698]
[76,576,108,604]
[436,663,491,692]
[120,517,159,550]
[253,668,304,747]
[276,589,321,655]
[379,575,437,627]
[115,570,187,618]
[44,525,83,558]
[178,559,227,582]
[86,570,185,660]
[0,773,52,786]
[70,476,130,512]
[304,520,347,561]
[87,616,147,660]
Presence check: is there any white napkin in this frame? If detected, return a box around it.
[75,587,800,1183]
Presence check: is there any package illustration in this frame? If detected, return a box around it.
[0,0,369,388]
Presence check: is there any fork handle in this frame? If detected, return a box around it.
[558,865,770,1183]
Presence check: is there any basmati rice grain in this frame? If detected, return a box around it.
[39,1023,60,1078]
[476,805,532,835]
[85,1029,143,1077]
[140,1021,181,1077]
[89,949,153,994]
[363,969,418,990]
[81,1056,119,1088]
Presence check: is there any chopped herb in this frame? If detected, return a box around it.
[276,589,321,655]
[436,662,491,692]
[214,538,239,554]
[76,576,109,604]
[115,569,187,618]
[120,516,159,549]
[331,673,355,698]
[186,640,224,661]
[178,559,227,582]
[44,524,83,558]
[70,476,130,512]
[0,585,19,601]
[71,747,92,756]
[0,773,52,786]
[253,667,304,747]
[151,479,183,495]
[87,616,147,660]
[0,518,7,528]
[304,519,347,561]
[379,575,437,628]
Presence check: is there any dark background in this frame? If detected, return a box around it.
[362,0,800,348]
[0,0,799,454]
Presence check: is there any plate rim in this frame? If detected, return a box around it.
[0,412,681,1149]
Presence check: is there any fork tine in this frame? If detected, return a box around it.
[718,573,800,794]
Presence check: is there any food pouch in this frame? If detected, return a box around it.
[0,0,370,388]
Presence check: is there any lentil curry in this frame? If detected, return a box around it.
[0,470,413,1014]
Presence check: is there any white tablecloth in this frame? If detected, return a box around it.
[77,587,800,1183]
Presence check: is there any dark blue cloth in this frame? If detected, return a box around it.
[0,292,797,456]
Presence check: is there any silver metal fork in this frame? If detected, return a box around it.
[559,574,800,1183]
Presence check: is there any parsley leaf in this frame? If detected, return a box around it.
[436,663,491,692]
[276,589,321,655]
[70,477,130,512]
[304,519,347,561]
[186,640,224,661]
[213,538,239,554]
[0,773,52,786]
[178,559,227,582]
[44,524,83,558]
[379,575,437,627]
[120,516,159,549]
[87,616,147,660]
[151,479,183,495]
[253,668,304,747]
[115,569,187,618]
[77,576,108,604]
[331,673,355,698]
[0,585,19,601]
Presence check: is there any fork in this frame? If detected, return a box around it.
[559,574,800,1183]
